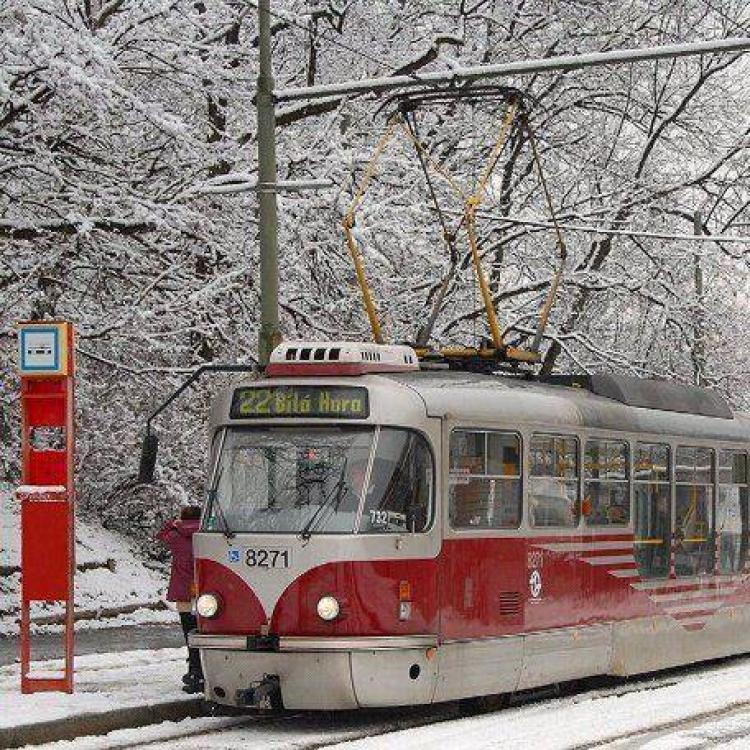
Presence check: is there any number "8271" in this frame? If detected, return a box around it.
[245,548,290,568]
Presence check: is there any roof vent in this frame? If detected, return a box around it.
[266,341,419,377]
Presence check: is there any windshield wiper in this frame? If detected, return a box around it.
[298,460,348,542]
[208,467,235,540]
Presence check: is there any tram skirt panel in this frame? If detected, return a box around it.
[350,648,437,707]
[432,637,523,703]
[610,607,750,677]
[201,650,357,710]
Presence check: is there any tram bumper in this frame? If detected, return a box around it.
[190,634,438,710]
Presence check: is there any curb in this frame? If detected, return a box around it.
[0,697,204,748]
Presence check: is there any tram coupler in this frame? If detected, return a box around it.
[236,674,282,710]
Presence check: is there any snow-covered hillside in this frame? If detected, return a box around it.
[0,486,173,637]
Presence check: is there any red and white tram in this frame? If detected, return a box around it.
[190,341,750,710]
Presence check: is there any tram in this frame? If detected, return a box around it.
[189,341,750,710]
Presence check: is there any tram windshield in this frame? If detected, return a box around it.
[204,426,433,535]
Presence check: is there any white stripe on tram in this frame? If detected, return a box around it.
[649,588,737,603]
[583,554,636,566]
[538,541,633,553]
[675,616,709,628]
[632,574,746,591]
[611,569,641,578]
[665,600,724,615]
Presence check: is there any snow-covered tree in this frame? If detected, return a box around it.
[1,0,748,542]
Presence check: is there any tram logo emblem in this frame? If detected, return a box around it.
[227,549,241,564]
[529,569,543,599]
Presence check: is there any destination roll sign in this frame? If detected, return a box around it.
[231,386,369,419]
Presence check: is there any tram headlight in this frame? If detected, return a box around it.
[196,592,221,619]
[316,595,340,621]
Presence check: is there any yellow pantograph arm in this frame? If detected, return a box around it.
[463,101,519,350]
[465,200,504,349]
[472,98,519,201]
[342,118,401,344]
[343,217,384,344]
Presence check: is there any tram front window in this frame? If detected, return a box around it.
[204,426,432,535]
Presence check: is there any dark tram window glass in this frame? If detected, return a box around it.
[717,449,748,575]
[358,429,433,534]
[583,439,630,526]
[449,430,521,529]
[529,434,579,528]
[634,443,671,579]
[675,445,714,577]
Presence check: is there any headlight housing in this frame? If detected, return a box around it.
[316,595,340,621]
[196,592,221,618]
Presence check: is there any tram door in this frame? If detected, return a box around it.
[524,433,584,631]
[633,442,672,579]
[440,427,526,640]
[673,445,718,577]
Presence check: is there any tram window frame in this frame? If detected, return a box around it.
[528,433,580,529]
[449,428,522,531]
[633,442,671,579]
[674,445,715,577]
[357,427,436,536]
[203,425,435,536]
[716,448,748,575]
[583,438,631,527]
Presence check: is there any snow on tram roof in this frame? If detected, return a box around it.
[382,369,750,443]
[212,343,749,442]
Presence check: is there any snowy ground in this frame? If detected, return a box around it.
[0,647,190,731]
[7,651,750,749]
[0,486,172,637]
[324,659,750,750]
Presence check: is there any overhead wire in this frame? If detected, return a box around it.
[489,214,750,246]
[402,111,462,347]
[253,2,444,90]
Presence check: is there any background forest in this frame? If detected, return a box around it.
[1,0,749,548]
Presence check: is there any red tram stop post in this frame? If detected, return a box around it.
[16,321,76,694]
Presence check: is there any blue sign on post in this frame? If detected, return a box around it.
[18,323,70,376]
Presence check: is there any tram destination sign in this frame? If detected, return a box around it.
[230,385,369,419]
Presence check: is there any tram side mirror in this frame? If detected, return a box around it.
[138,432,159,484]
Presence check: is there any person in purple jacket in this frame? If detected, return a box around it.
[157,505,203,693]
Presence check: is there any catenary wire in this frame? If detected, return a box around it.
[246,1,444,89]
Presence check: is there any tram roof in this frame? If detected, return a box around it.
[213,369,750,444]
[382,370,750,444]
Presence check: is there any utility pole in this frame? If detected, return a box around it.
[693,211,705,387]
[256,0,281,366]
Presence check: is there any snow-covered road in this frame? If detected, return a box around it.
[20,654,750,750]
[0,647,190,732]
[0,623,182,667]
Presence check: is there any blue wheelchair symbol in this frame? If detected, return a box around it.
[227,549,241,563]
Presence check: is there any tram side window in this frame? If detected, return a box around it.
[529,434,579,528]
[717,449,748,574]
[449,430,521,529]
[359,429,433,534]
[583,439,630,526]
[634,443,671,579]
[675,445,714,577]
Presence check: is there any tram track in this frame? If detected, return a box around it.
[102,704,462,750]
[582,699,750,749]
[23,653,750,749]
